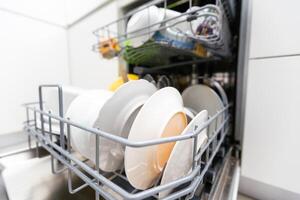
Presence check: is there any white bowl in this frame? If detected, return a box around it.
[126,5,164,48]
[125,87,187,190]
[182,84,224,138]
[92,80,157,172]
[65,90,113,159]
[159,110,208,198]
[155,8,194,50]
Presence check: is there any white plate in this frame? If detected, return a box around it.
[36,120,62,135]
[182,84,224,137]
[159,110,208,198]
[65,90,113,159]
[125,87,187,190]
[127,5,164,47]
[92,80,157,172]
[44,86,85,116]
[183,107,196,123]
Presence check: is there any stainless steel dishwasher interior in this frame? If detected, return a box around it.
[0,146,238,200]
[0,147,96,200]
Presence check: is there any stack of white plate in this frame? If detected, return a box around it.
[64,80,224,197]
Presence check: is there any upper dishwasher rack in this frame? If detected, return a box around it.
[92,0,232,66]
[23,83,231,200]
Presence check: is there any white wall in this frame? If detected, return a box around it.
[67,1,119,89]
[0,0,119,134]
[65,0,107,25]
[0,10,69,134]
[0,0,66,26]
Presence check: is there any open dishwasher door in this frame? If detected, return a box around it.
[206,149,240,200]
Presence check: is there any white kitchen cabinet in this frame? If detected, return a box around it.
[241,56,300,198]
[249,0,300,58]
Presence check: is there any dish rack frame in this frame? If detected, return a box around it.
[23,83,231,200]
[92,0,232,64]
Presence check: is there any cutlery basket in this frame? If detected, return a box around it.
[23,84,231,200]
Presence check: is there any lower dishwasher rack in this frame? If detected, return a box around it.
[22,85,232,200]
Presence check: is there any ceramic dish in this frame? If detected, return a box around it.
[154,9,195,50]
[159,110,208,198]
[36,120,62,135]
[182,84,224,138]
[92,80,157,172]
[65,90,113,159]
[126,6,164,48]
[183,107,196,123]
[125,87,187,190]
[44,86,85,117]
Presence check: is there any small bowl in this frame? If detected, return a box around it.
[126,6,164,48]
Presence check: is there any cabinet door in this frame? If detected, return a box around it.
[241,56,300,197]
[249,0,300,58]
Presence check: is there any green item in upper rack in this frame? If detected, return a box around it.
[122,40,204,66]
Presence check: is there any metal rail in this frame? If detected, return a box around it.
[23,83,231,200]
[92,0,232,61]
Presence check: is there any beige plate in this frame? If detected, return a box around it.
[159,110,208,198]
[125,87,187,190]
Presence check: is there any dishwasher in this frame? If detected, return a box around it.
[1,0,250,199]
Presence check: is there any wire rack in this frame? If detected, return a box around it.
[92,0,232,66]
[23,83,231,200]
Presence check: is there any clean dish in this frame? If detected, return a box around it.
[159,110,208,198]
[183,107,196,123]
[36,120,62,135]
[126,6,164,48]
[65,90,113,159]
[155,8,194,50]
[182,84,224,138]
[92,80,157,172]
[125,87,187,190]
[44,86,85,117]
[108,74,139,91]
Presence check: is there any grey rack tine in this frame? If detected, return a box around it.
[95,4,220,43]
[33,109,40,157]
[39,85,65,149]
[24,124,201,199]
[95,128,100,200]
[23,82,231,199]
[93,0,167,36]
[23,106,230,199]
[66,119,92,194]
[25,103,229,148]
[39,85,67,174]
[26,128,116,200]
